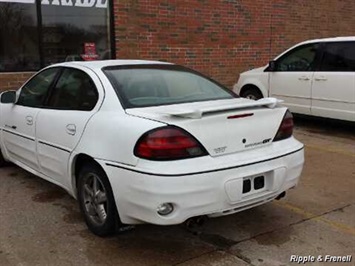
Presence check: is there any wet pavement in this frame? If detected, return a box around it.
[0,117,354,266]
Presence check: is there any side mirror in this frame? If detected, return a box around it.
[268,60,278,72]
[1,90,17,104]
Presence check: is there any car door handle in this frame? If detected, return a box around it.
[298,76,310,81]
[314,76,327,81]
[66,124,76,135]
[25,116,33,125]
[5,124,17,130]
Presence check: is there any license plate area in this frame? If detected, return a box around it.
[243,175,265,194]
[225,168,286,203]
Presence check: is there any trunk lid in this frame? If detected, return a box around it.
[126,98,287,157]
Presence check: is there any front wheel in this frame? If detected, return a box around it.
[77,164,121,236]
[0,149,9,168]
[241,87,263,100]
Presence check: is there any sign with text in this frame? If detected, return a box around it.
[0,0,34,3]
[82,42,98,61]
[84,42,96,55]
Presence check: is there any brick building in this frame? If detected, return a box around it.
[1,0,355,92]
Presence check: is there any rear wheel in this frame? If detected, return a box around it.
[77,163,121,236]
[241,87,263,100]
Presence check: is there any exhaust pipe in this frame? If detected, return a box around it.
[276,191,286,200]
[185,216,208,229]
[196,216,208,226]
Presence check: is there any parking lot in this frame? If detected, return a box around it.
[0,117,354,266]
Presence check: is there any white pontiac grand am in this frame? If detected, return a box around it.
[0,60,304,236]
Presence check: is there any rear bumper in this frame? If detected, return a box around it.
[99,142,304,225]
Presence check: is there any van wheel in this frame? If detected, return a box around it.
[241,87,263,100]
[77,163,121,237]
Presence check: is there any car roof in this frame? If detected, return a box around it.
[50,59,173,71]
[299,36,355,45]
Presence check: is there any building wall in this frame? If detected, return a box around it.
[0,72,34,92]
[1,0,355,92]
[114,0,355,88]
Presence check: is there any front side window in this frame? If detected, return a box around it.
[47,68,98,111]
[320,42,355,72]
[0,2,40,72]
[276,44,319,72]
[104,65,236,108]
[17,68,59,107]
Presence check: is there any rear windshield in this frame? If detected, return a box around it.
[103,65,236,108]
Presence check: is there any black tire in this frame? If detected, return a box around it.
[77,163,121,237]
[241,87,263,100]
[0,149,9,168]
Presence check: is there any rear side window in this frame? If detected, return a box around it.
[103,65,235,108]
[17,68,59,108]
[275,44,319,72]
[320,42,355,71]
[47,68,98,111]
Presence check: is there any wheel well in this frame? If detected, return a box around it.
[72,154,104,197]
[240,84,262,97]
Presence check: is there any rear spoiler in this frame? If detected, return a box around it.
[164,98,283,119]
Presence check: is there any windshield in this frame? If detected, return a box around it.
[103,65,236,108]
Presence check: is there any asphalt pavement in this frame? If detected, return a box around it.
[0,117,354,266]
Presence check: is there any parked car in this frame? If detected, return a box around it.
[0,60,304,236]
[234,37,355,122]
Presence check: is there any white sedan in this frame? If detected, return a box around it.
[0,60,304,236]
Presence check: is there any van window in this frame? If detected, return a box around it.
[276,44,319,72]
[320,42,355,72]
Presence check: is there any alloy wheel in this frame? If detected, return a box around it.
[82,173,108,226]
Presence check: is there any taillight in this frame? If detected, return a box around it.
[273,110,294,141]
[134,126,208,160]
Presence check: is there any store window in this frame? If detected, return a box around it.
[41,1,111,65]
[0,0,112,72]
[0,2,40,71]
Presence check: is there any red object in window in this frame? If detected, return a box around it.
[82,43,98,61]
[81,54,99,61]
[84,43,96,54]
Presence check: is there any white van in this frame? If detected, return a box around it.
[234,37,355,122]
